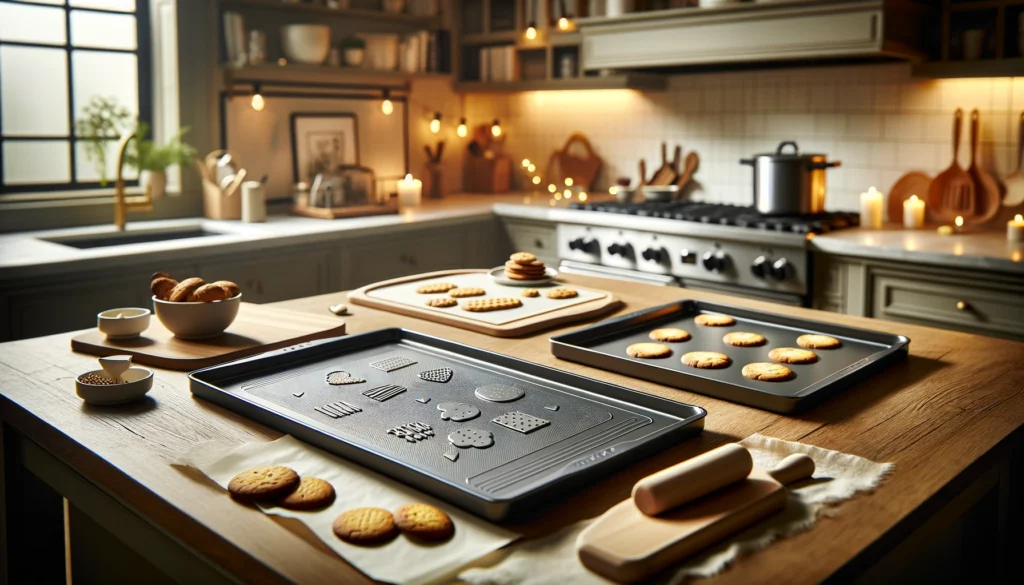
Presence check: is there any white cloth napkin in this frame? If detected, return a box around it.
[180,435,518,585]
[459,433,893,585]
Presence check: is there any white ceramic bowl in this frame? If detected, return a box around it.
[97,307,151,339]
[153,294,242,339]
[76,366,154,405]
[281,24,331,65]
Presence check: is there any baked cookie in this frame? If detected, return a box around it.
[449,287,487,298]
[151,271,173,281]
[742,362,794,381]
[506,271,547,281]
[723,332,767,347]
[394,503,454,542]
[416,282,457,294]
[332,508,398,545]
[681,351,731,369]
[796,334,841,349]
[695,314,735,327]
[426,297,458,308]
[228,466,300,502]
[191,283,230,302]
[462,298,522,312]
[649,328,691,342]
[510,252,537,264]
[546,287,579,299]
[768,347,818,364]
[278,477,336,510]
[150,276,178,300]
[213,280,241,298]
[521,288,540,298]
[168,277,205,302]
[626,342,672,359]
[505,260,546,272]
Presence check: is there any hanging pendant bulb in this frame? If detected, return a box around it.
[491,119,502,137]
[558,17,570,31]
[381,89,394,115]
[457,117,468,138]
[429,112,441,134]
[251,83,265,111]
[525,21,538,40]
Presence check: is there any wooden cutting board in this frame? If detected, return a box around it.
[71,303,346,370]
[348,269,622,338]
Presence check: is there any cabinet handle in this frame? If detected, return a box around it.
[534,238,545,249]
[956,300,968,311]
[249,279,264,294]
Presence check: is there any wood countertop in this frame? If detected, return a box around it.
[1,274,1021,584]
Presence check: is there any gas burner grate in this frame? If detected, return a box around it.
[569,201,859,234]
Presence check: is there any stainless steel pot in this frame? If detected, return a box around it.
[740,141,841,215]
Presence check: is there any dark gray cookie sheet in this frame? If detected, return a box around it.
[550,299,910,413]
[190,328,705,521]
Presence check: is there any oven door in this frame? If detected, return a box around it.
[679,279,807,306]
[559,260,679,287]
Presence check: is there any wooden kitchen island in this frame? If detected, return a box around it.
[1,274,1020,584]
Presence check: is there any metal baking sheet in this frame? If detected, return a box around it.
[550,300,910,413]
[189,328,705,521]
[365,272,607,325]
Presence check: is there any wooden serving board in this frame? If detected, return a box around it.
[71,303,346,370]
[348,269,622,337]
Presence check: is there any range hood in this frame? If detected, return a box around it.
[577,0,926,72]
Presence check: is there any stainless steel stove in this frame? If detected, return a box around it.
[556,201,860,306]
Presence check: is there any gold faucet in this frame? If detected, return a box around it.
[113,131,153,230]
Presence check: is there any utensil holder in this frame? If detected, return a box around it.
[423,163,444,199]
[202,177,242,220]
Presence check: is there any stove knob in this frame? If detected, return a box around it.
[569,237,598,253]
[607,243,631,257]
[751,255,772,279]
[641,247,664,263]
[771,258,792,280]
[701,250,729,273]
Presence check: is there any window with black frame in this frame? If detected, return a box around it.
[0,0,151,197]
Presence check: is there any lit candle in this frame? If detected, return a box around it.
[397,173,422,208]
[1009,214,1024,242]
[954,215,964,232]
[902,195,926,229]
[859,186,883,229]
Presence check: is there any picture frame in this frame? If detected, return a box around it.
[309,165,376,208]
[290,113,359,184]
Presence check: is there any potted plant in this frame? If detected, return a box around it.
[125,122,196,199]
[340,36,366,67]
[75,96,133,186]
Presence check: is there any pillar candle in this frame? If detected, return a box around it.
[1009,214,1024,242]
[859,186,883,229]
[902,195,925,229]
[397,173,422,209]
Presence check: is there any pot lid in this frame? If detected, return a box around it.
[752,141,828,160]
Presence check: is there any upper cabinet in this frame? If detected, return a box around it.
[575,0,926,71]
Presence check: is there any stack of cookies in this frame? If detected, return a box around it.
[504,252,548,281]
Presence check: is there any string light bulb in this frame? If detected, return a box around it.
[558,17,570,31]
[457,117,468,138]
[532,176,541,185]
[522,159,530,168]
[525,21,537,40]
[491,119,502,137]
[564,177,573,186]
[251,83,265,111]
[528,164,536,173]
[381,89,393,116]
[579,192,588,202]
[429,112,441,134]
[548,184,556,193]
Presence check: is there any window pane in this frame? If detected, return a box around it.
[12,1,66,5]
[3,140,71,184]
[70,10,136,50]
[74,139,136,182]
[70,0,135,12]
[1,46,69,136]
[0,3,67,45]
[72,50,138,123]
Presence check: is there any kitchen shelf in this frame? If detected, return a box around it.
[222,63,450,90]
[453,73,667,93]
[911,58,1024,78]
[219,0,440,25]
[462,31,520,46]
[948,0,1024,11]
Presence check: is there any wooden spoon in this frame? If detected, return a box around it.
[928,109,975,222]
[966,109,1002,225]
[673,151,700,199]
[1004,112,1024,207]
[650,142,677,186]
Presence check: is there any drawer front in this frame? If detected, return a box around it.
[504,221,557,265]
[202,251,330,304]
[872,272,1024,339]
[345,230,466,288]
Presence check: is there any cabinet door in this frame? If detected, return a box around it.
[201,249,331,304]
[501,219,557,266]
[343,229,467,288]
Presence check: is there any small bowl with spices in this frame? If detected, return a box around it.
[76,366,154,406]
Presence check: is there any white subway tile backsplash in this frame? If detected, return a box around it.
[846,114,882,139]
[897,142,939,170]
[882,114,925,141]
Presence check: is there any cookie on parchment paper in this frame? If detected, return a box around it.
[426,297,458,308]
[462,298,523,312]
[278,477,336,510]
[332,507,398,545]
[416,282,457,294]
[228,466,300,502]
[394,503,454,542]
[449,287,487,298]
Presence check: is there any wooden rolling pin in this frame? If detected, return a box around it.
[578,445,815,583]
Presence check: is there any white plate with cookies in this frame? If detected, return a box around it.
[487,266,557,286]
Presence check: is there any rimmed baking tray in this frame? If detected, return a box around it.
[190,328,706,521]
[550,300,910,413]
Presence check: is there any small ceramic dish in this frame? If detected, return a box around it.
[642,185,679,202]
[615,187,637,203]
[488,266,557,286]
[97,307,151,339]
[76,366,154,405]
[153,294,242,339]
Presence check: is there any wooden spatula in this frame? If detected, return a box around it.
[928,109,975,222]
[649,142,678,186]
[1004,112,1024,207]
[966,109,1002,225]
[673,151,700,199]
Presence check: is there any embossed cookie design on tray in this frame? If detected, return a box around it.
[418,367,454,383]
[369,356,417,372]
[362,384,407,402]
[474,384,525,403]
[325,371,366,385]
[437,402,481,422]
[387,422,434,443]
[492,411,550,434]
[447,428,494,449]
[314,400,362,419]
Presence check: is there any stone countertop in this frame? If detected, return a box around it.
[0,195,531,280]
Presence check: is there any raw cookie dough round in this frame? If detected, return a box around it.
[797,334,842,349]
[768,347,818,364]
[695,314,735,327]
[742,362,794,381]
[649,328,691,342]
[723,332,767,347]
[626,342,672,359]
[681,351,731,369]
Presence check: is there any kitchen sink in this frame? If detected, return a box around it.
[41,226,226,249]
